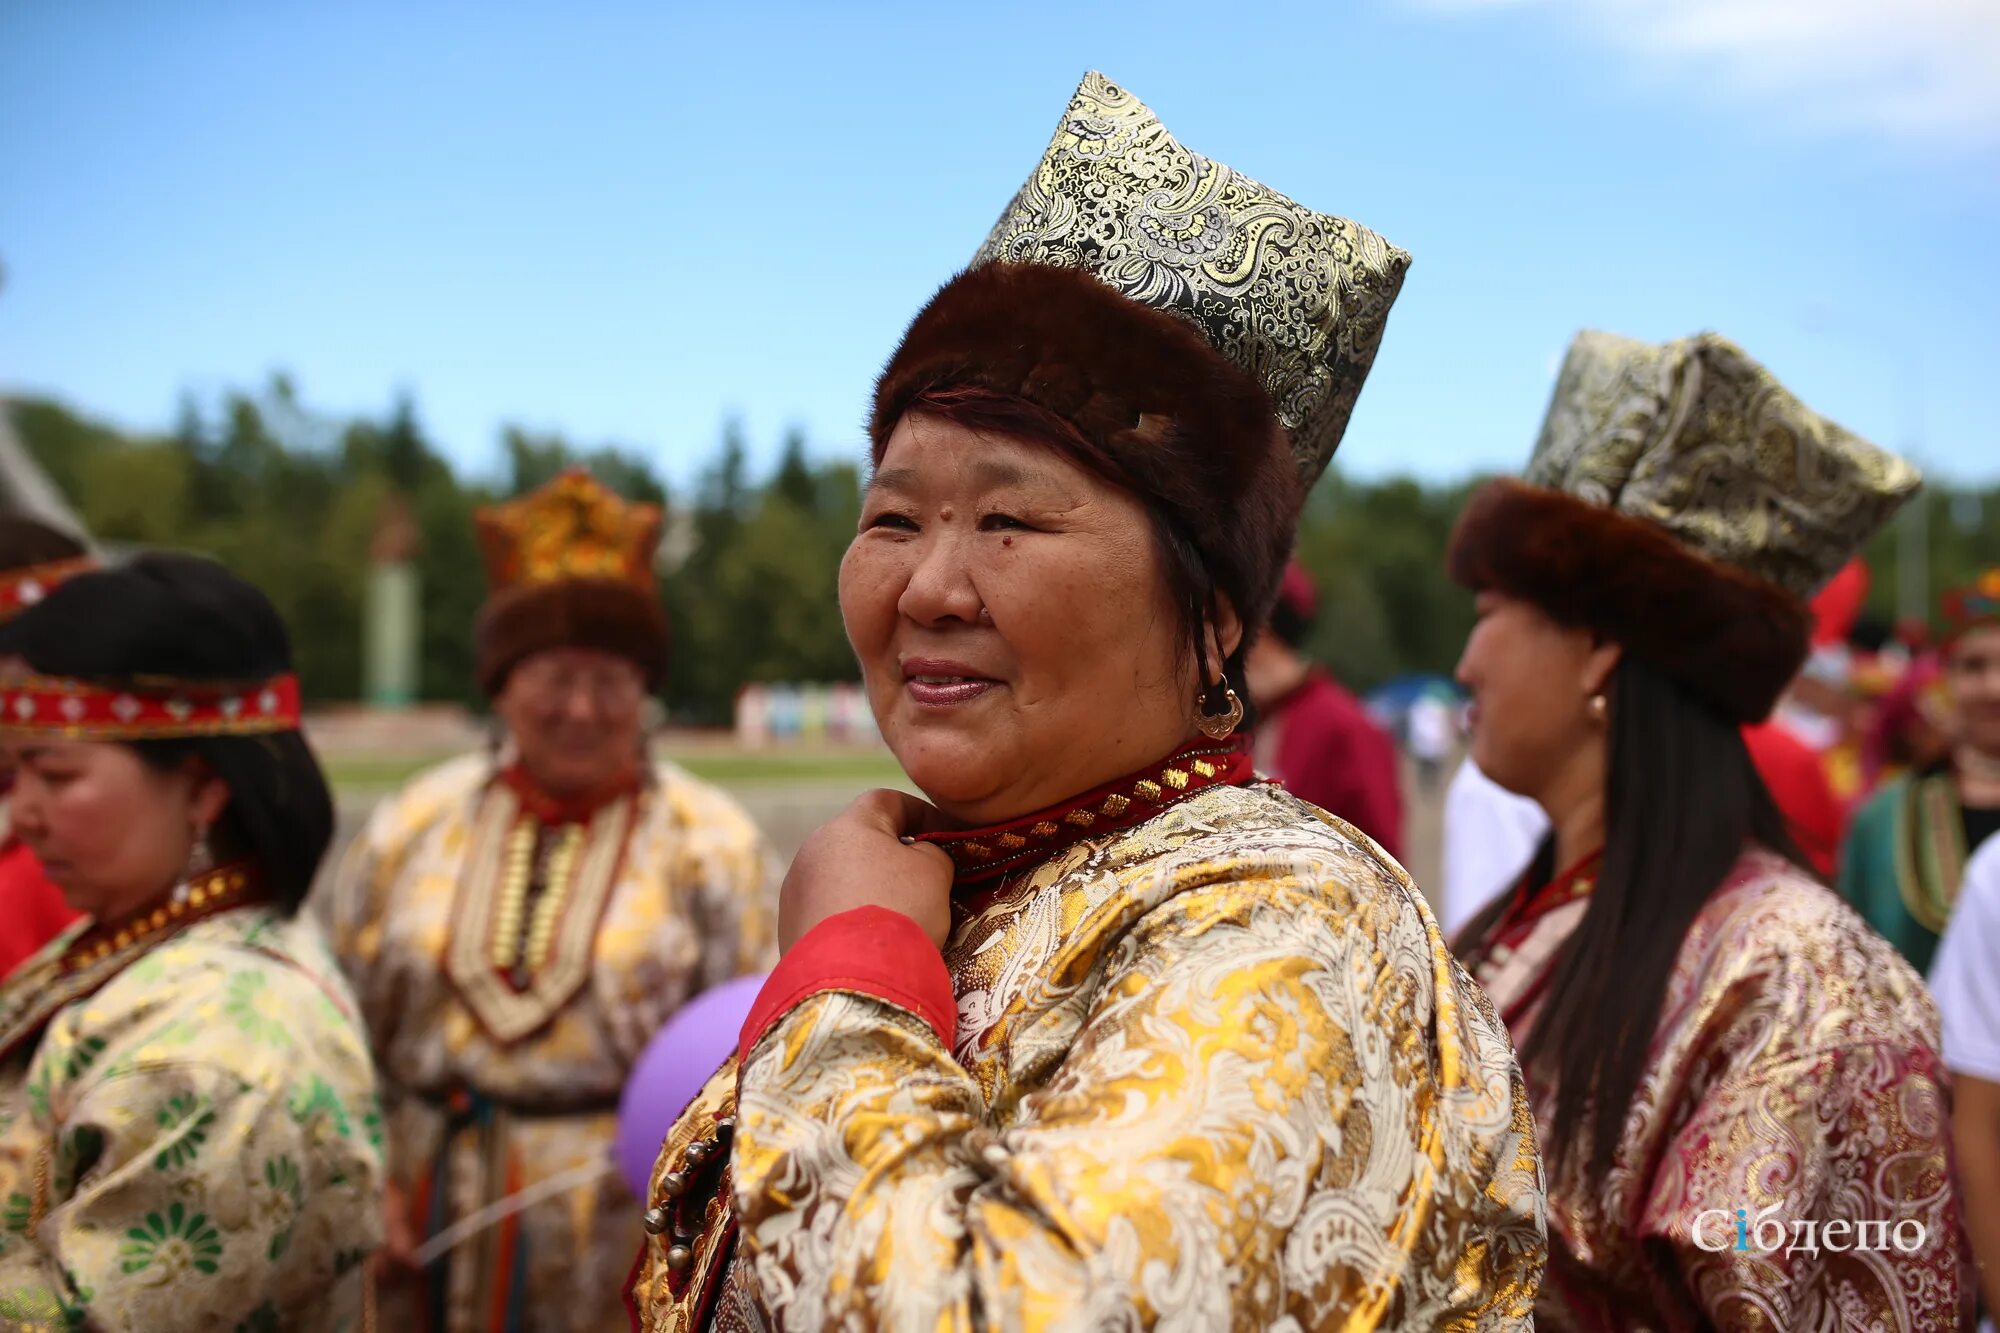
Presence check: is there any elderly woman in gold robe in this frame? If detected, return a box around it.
[320,470,777,1333]
[630,72,1546,1332]
[1449,331,1971,1329]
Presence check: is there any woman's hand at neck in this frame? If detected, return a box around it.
[776,789,956,955]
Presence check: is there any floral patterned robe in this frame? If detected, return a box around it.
[320,754,776,1333]
[1469,847,1972,1329]
[0,905,383,1331]
[632,775,1547,1331]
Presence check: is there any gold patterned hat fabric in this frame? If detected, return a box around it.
[970,71,1410,486]
[1526,330,1920,599]
[871,73,1408,640]
[471,469,670,695]
[1449,330,1920,724]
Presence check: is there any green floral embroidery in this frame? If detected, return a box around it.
[60,1035,108,1082]
[288,1076,352,1139]
[263,1155,304,1260]
[153,1094,217,1172]
[26,1063,53,1120]
[143,1015,206,1051]
[119,1201,222,1276]
[235,1301,281,1333]
[362,1096,384,1149]
[0,1192,29,1260]
[224,971,296,1049]
[52,1125,105,1196]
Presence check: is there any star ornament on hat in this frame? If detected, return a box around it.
[472,469,670,696]
[1448,329,1921,724]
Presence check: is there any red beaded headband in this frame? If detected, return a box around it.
[0,673,303,739]
[0,556,98,621]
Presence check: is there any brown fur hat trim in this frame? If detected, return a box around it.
[871,262,1303,631]
[1447,479,1811,723]
[473,578,668,698]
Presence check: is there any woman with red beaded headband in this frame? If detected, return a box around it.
[0,514,96,978]
[630,72,1543,1332]
[1448,329,1968,1327]
[315,468,778,1333]
[1841,569,2000,974]
[0,553,384,1331]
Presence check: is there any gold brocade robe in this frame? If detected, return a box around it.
[635,780,1547,1331]
[1472,848,1972,1330]
[0,907,383,1332]
[319,754,778,1333]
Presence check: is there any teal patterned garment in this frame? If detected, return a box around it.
[0,906,383,1331]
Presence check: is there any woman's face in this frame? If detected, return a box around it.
[3,739,224,920]
[494,647,647,797]
[1455,590,1616,804]
[1947,625,2000,758]
[841,412,1213,825]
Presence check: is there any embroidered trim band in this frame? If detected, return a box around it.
[0,672,302,738]
[915,738,1254,886]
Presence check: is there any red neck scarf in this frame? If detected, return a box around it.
[498,763,642,826]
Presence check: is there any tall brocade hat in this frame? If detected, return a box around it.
[872,72,1410,631]
[472,468,669,695]
[1449,329,1920,722]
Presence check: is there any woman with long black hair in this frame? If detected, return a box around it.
[1450,329,1970,1329]
[0,554,382,1330]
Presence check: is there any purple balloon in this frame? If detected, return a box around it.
[614,973,766,1197]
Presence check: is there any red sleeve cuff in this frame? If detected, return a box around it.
[737,906,955,1063]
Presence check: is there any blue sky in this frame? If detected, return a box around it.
[3,1,1996,491]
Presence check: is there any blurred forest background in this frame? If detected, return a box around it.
[14,376,2000,721]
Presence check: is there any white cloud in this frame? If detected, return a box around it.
[1415,0,2000,147]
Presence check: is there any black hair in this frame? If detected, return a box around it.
[1454,654,1808,1188]
[0,553,334,913]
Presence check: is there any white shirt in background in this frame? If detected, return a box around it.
[1440,757,1550,937]
[1930,835,2000,1083]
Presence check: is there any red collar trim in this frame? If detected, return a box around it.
[1488,848,1602,956]
[497,764,642,825]
[915,738,1255,886]
[0,673,301,739]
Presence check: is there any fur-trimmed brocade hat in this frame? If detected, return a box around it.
[871,72,1410,634]
[472,469,669,696]
[1448,329,1920,723]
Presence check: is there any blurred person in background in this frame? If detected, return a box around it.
[1405,684,1454,793]
[0,514,95,977]
[319,469,777,1333]
[0,554,382,1330]
[1439,511,1856,937]
[1450,329,1967,1328]
[1926,832,2000,1332]
[1243,560,1404,857]
[1840,569,2000,973]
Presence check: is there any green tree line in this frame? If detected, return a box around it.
[10,377,1999,721]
